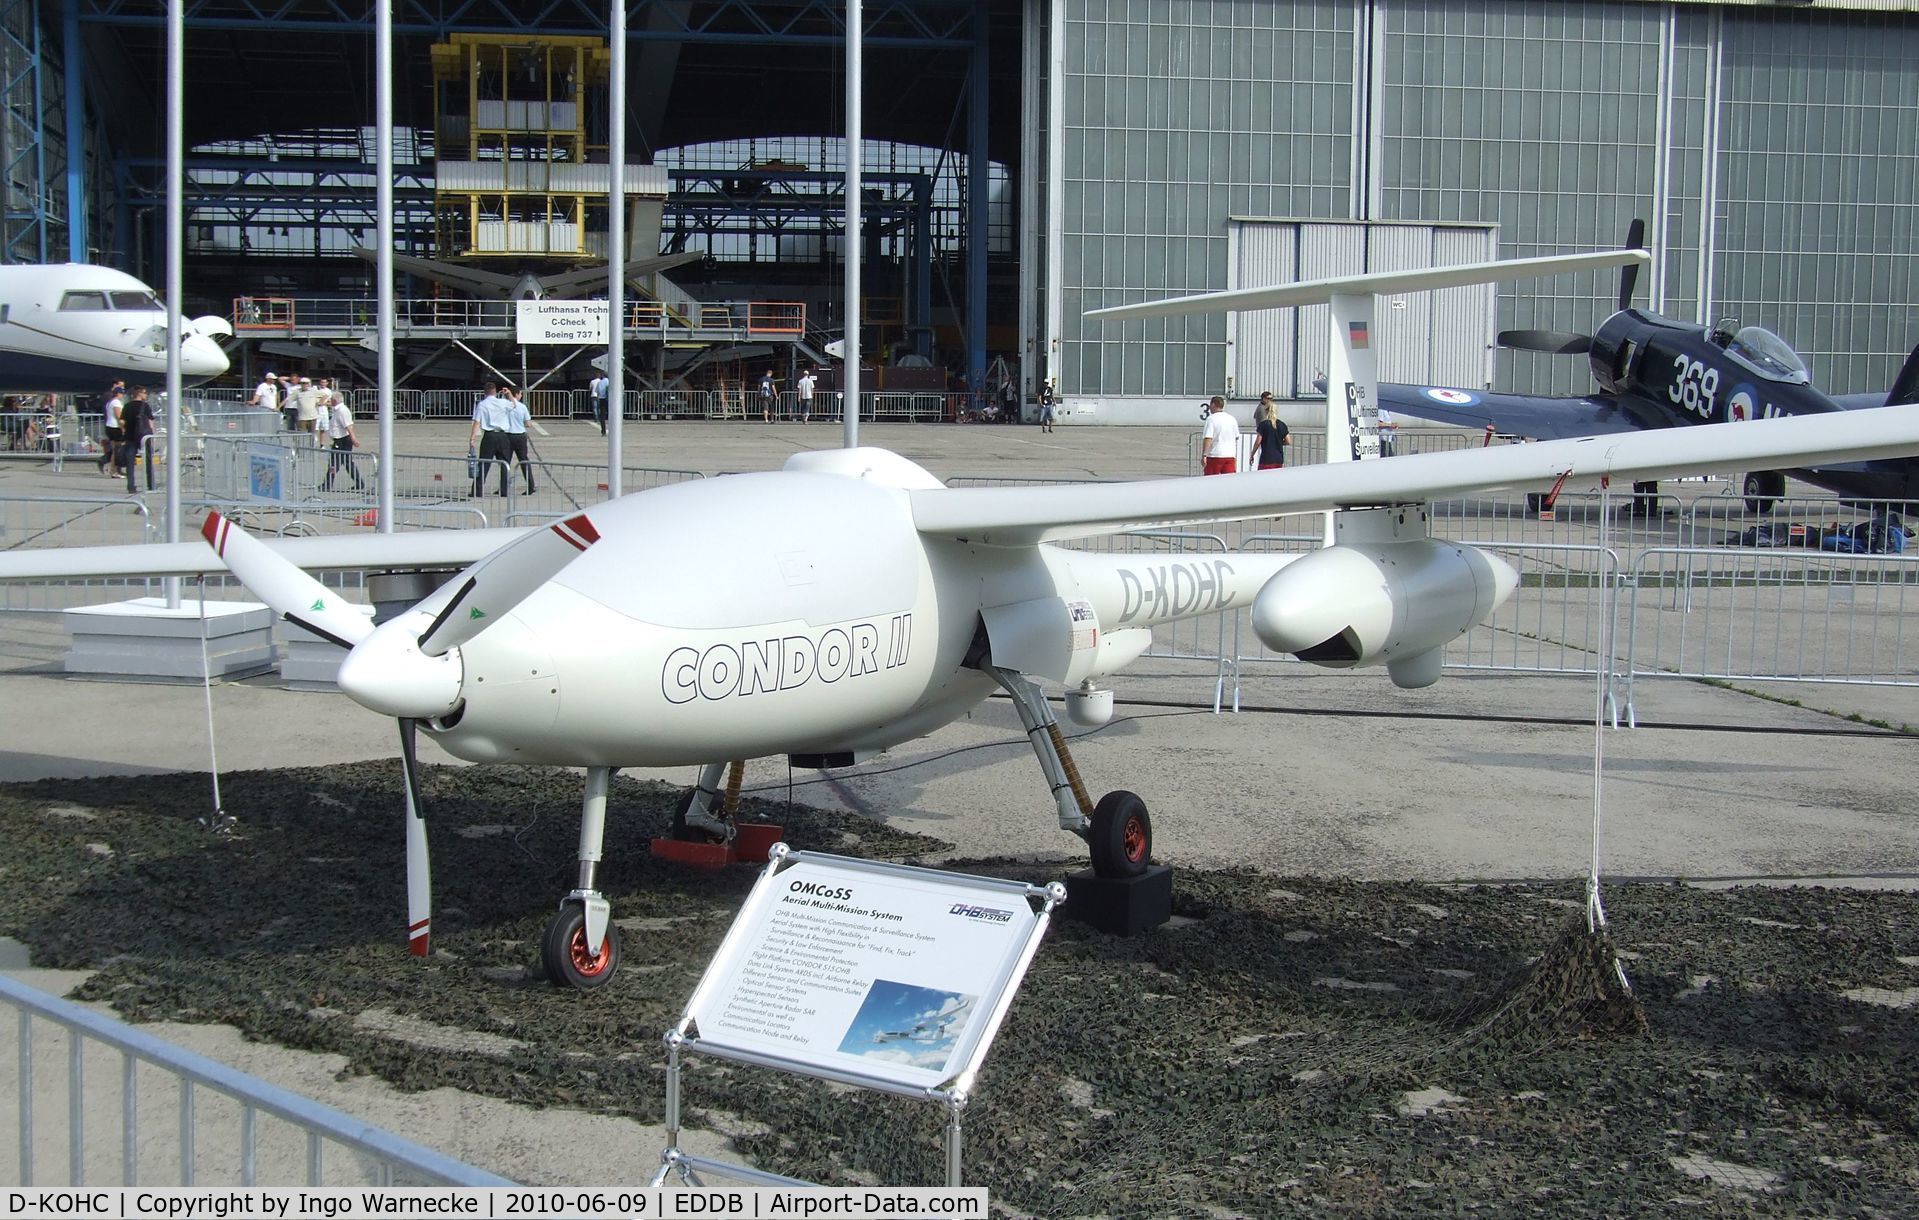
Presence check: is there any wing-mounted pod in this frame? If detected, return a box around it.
[1250,507,1517,689]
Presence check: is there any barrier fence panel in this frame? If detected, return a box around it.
[1622,547,1919,713]
[2,974,512,1187]
[0,497,159,610]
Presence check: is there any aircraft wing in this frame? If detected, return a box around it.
[1375,384,1645,441]
[1831,392,1887,412]
[0,526,531,580]
[908,403,1919,546]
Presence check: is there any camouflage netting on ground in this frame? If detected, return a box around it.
[3,763,1916,1216]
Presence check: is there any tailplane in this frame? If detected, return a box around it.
[1887,343,1919,407]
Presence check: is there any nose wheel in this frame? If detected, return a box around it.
[1089,790,1152,878]
[542,903,622,990]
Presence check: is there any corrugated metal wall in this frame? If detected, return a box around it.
[1228,221,1493,395]
[1060,0,1919,403]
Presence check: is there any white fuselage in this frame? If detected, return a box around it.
[0,264,230,392]
[424,470,1297,767]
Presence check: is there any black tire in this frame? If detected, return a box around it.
[541,904,622,990]
[1089,791,1152,879]
[1743,472,1777,515]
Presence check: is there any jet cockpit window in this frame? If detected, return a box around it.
[58,291,110,311]
[109,291,162,311]
[1725,326,1811,384]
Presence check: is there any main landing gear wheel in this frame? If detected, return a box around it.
[542,904,622,990]
[1743,472,1781,515]
[1089,791,1152,879]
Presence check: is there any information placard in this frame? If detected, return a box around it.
[515,299,610,345]
[247,443,288,502]
[685,855,1046,1092]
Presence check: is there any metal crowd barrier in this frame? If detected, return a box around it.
[2,973,512,1187]
[0,497,160,611]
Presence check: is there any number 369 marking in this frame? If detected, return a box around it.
[1668,355,1719,418]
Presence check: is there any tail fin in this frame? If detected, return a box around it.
[1888,344,1919,407]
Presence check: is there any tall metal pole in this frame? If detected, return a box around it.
[843,0,861,449]
[607,0,626,496]
[163,0,183,608]
[64,0,85,261]
[375,0,395,529]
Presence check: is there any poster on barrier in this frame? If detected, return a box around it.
[684,853,1051,1091]
[248,443,289,503]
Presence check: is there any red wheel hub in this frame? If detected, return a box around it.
[568,927,612,977]
[1122,815,1147,863]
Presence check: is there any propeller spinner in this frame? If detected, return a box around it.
[199,510,603,957]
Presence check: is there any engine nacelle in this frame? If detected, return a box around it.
[1250,523,1517,689]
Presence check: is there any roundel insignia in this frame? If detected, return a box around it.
[1422,387,1479,406]
[1728,389,1756,422]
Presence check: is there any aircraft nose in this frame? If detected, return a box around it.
[182,334,230,378]
[337,620,463,719]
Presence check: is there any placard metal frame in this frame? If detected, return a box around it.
[653,845,1064,1189]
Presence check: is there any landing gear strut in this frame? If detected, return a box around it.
[985,664,1153,878]
[541,764,623,989]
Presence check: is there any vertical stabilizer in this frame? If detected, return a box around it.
[1886,343,1919,407]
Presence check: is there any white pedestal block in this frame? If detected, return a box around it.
[62,597,275,681]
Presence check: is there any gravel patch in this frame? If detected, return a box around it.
[2,762,1916,1216]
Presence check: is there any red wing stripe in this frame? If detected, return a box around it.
[201,512,228,553]
[552,514,600,551]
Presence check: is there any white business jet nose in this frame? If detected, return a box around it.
[337,616,464,719]
[181,332,230,379]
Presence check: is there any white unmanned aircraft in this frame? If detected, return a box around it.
[7,252,1919,991]
[0,263,231,391]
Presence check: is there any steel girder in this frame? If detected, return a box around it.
[74,0,975,48]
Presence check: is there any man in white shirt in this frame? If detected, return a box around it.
[1197,395,1240,475]
[796,368,816,423]
[469,382,513,496]
[251,372,279,416]
[589,372,609,435]
[318,389,364,491]
[501,386,535,493]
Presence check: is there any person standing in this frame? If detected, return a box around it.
[758,369,777,422]
[589,370,610,434]
[469,382,512,496]
[318,387,364,491]
[502,385,536,494]
[1375,402,1398,457]
[1251,391,1289,470]
[119,385,155,493]
[1197,395,1240,475]
[252,371,280,418]
[1038,379,1056,433]
[795,367,816,423]
[292,376,323,440]
[97,380,126,476]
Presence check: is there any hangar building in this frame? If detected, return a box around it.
[2,0,1915,418]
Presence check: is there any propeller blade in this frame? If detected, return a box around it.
[200,512,373,648]
[399,717,431,958]
[1618,218,1647,311]
[415,512,602,657]
[1498,329,1593,356]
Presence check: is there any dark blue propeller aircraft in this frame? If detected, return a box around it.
[1378,221,1919,515]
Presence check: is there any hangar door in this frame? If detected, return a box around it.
[1228,221,1496,399]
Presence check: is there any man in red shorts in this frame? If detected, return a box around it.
[1197,395,1240,475]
